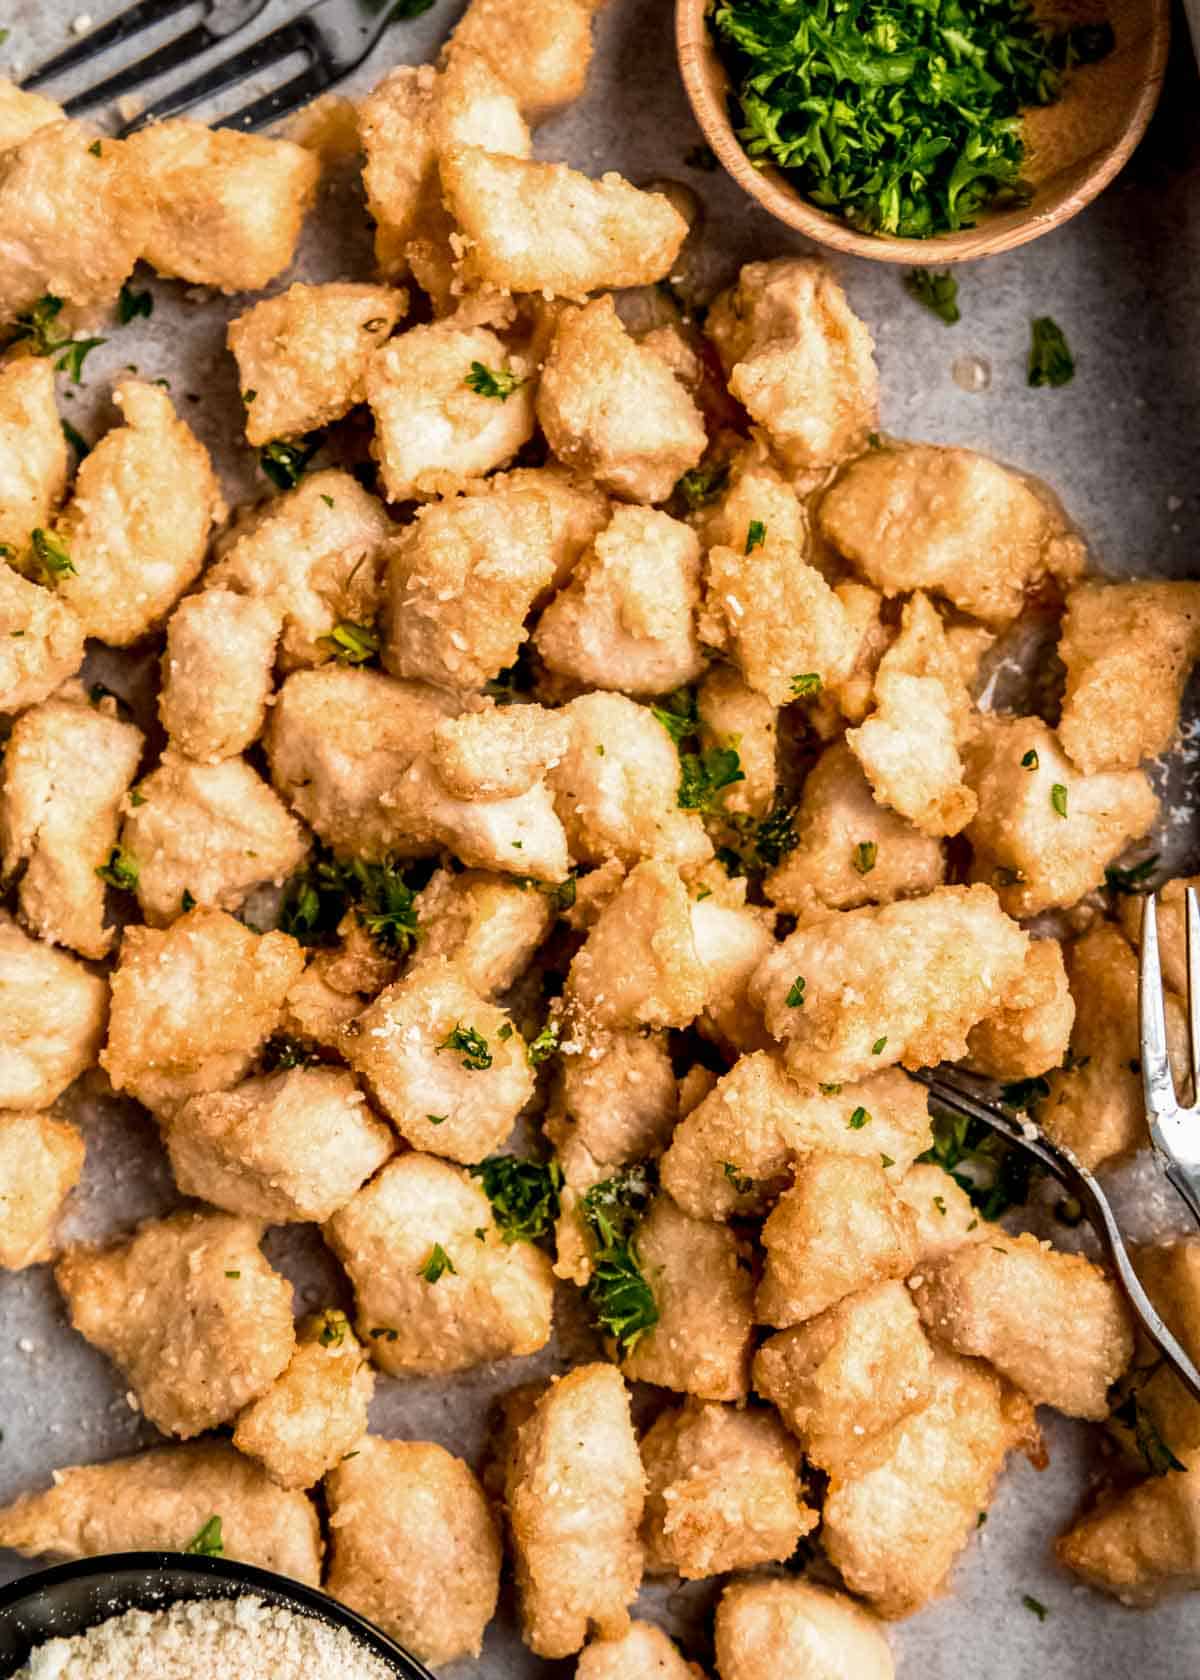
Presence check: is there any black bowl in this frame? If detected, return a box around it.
[0,1553,436,1678]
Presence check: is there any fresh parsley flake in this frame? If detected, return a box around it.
[526,1018,560,1066]
[1050,782,1068,818]
[370,1326,399,1341]
[904,269,960,324]
[1028,317,1075,387]
[745,518,766,554]
[31,528,74,581]
[224,1269,240,1279]
[279,848,420,956]
[674,463,729,510]
[117,283,153,324]
[88,139,102,157]
[786,975,806,1007]
[848,1106,871,1129]
[260,1034,321,1073]
[651,686,699,744]
[437,1023,492,1071]
[871,1036,888,1055]
[317,1310,349,1346]
[181,889,196,912]
[184,1515,223,1557]
[722,1161,754,1194]
[55,337,107,382]
[469,1155,562,1244]
[318,619,380,666]
[465,360,525,400]
[1105,854,1160,896]
[95,846,138,892]
[820,1082,843,1096]
[1022,1595,1048,1622]
[880,1152,895,1168]
[790,673,821,698]
[580,1166,659,1356]
[1021,748,1039,769]
[853,840,877,875]
[4,295,64,357]
[918,1105,1036,1220]
[933,1194,947,1215]
[417,1243,456,1284]
[60,419,90,459]
[260,436,320,490]
[678,744,744,813]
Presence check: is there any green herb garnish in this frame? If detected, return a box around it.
[416,1243,456,1283]
[184,1515,223,1556]
[118,283,153,324]
[848,1106,871,1129]
[790,673,821,698]
[651,686,699,744]
[469,1155,562,1244]
[1105,854,1160,896]
[95,847,138,892]
[1028,317,1074,388]
[871,1035,888,1054]
[580,1166,659,1357]
[260,436,320,490]
[465,361,525,400]
[61,419,90,459]
[316,1309,348,1347]
[1022,1595,1048,1622]
[1050,782,1068,818]
[722,1162,754,1194]
[853,840,877,875]
[1111,1381,1187,1477]
[786,975,806,1007]
[31,528,74,581]
[678,744,745,813]
[260,1034,321,1073]
[526,1018,560,1066]
[905,269,960,324]
[318,619,379,666]
[278,848,420,955]
[918,1102,1036,1219]
[1021,748,1039,769]
[745,519,766,554]
[437,1023,492,1071]
[674,463,730,510]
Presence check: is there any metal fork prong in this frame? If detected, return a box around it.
[1186,885,1200,1103]
[221,60,335,130]
[116,15,316,132]
[62,21,218,113]
[20,0,194,89]
[1140,894,1179,1120]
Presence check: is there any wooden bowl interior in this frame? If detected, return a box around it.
[676,0,1170,262]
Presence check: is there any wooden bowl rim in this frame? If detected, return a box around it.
[675,0,1171,264]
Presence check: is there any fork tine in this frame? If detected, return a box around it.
[1140,894,1179,1120]
[116,15,314,132]
[21,0,195,89]
[62,21,217,113]
[1187,886,1200,1103]
[220,61,336,130]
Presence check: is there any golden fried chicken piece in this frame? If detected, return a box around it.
[0,78,64,149]
[507,1364,645,1658]
[326,1435,502,1663]
[0,359,67,556]
[715,1579,894,1680]
[576,1622,704,1680]
[409,865,555,996]
[1119,1241,1200,1463]
[567,859,707,1032]
[0,912,106,1110]
[490,463,611,594]
[56,1211,295,1438]
[893,1164,987,1264]
[1057,1453,1200,1606]
[0,564,84,715]
[159,590,282,763]
[233,1310,374,1491]
[696,666,778,819]
[0,1441,321,1583]
[446,0,601,121]
[0,1109,84,1270]
[691,435,809,559]
[964,937,1074,1080]
[1118,874,1200,998]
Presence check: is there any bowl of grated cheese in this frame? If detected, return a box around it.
[0,1554,435,1680]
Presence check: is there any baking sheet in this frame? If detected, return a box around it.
[1,0,1199,1673]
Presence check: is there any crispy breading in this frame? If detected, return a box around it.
[53,382,225,646]
[697,665,778,818]
[100,908,304,1116]
[764,741,945,917]
[0,563,84,714]
[446,0,600,121]
[0,912,106,1110]
[0,1442,322,1582]
[537,297,706,503]
[715,1579,894,1680]
[552,1030,678,1171]
[409,866,555,996]
[1120,1241,1200,1463]
[429,702,570,800]
[576,1622,703,1680]
[343,960,534,1162]
[754,1280,936,1479]
[0,359,67,556]
[231,282,407,446]
[828,579,892,723]
[817,442,1086,626]
[206,471,390,671]
[964,714,1158,916]
[706,259,878,476]
[619,1194,755,1401]
[325,1152,555,1374]
[507,1364,645,1658]
[894,1164,987,1264]
[659,1054,931,1221]
[689,894,775,1055]
[567,859,707,1032]
[1,691,143,958]
[489,463,611,594]
[1056,1451,1200,1606]
[821,1351,1038,1618]
[123,120,319,291]
[0,1109,84,1270]
[0,78,64,150]
[691,435,809,558]
[640,1399,814,1578]
[164,1067,394,1224]
[233,1310,374,1491]
[56,1211,295,1438]
[964,936,1074,1079]
[1057,580,1200,772]
[1118,873,1200,997]
[159,590,282,763]
[326,1435,502,1663]
[757,1154,919,1327]
[751,885,1028,1084]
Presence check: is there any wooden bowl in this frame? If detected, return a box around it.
[676,0,1170,263]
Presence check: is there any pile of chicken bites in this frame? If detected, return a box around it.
[2,1,1200,1671]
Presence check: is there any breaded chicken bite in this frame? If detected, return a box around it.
[751,885,1028,1085]
[576,1622,703,1680]
[912,1231,1132,1419]
[279,910,400,1047]
[0,1109,85,1270]
[368,322,535,501]
[822,1351,1037,1618]
[409,866,555,995]
[1,691,143,958]
[619,1195,755,1401]
[701,538,855,708]
[826,579,892,724]
[447,0,600,120]
[56,1211,295,1438]
[507,1364,645,1658]
[326,1436,501,1663]
[691,436,809,560]
[0,913,107,1110]
[0,1441,321,1582]
[0,563,84,714]
[429,701,570,800]
[1057,1451,1200,1606]
[697,666,777,818]
[233,1310,374,1490]
[1122,1241,1200,1462]
[343,960,533,1162]
[706,259,878,478]
[1057,580,1200,772]
[164,1067,394,1224]
[537,297,707,504]
[715,1579,894,1680]
[0,359,67,556]
[53,382,224,646]
[536,506,705,695]
[381,486,553,689]
[553,1031,678,1170]
[964,714,1158,917]
[660,1055,931,1221]
[120,754,309,927]
[894,1164,987,1264]
[640,1400,814,1578]
[764,741,945,918]
[689,893,775,1055]
[1042,921,1188,1170]
[326,1152,555,1373]
[817,442,1086,626]
[230,282,407,447]
[548,691,712,870]
[159,590,282,763]
[0,78,64,149]
[101,908,305,1115]
[266,667,456,858]
[123,120,319,291]
[0,124,145,319]
[964,937,1074,1079]
[567,859,707,1032]
[206,471,390,671]
[757,1155,919,1328]
[490,463,611,594]
[754,1281,936,1479]
[443,148,687,298]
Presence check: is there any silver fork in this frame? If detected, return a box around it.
[1140,887,1200,1227]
